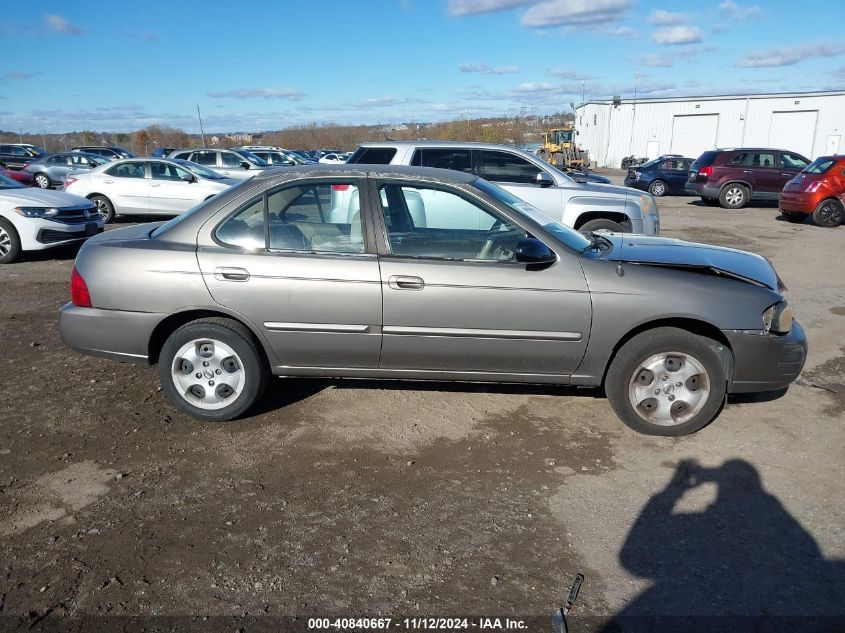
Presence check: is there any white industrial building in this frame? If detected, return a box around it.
[574,90,845,168]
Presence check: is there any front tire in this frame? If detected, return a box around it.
[0,218,22,264]
[34,173,51,189]
[158,318,269,422]
[605,327,728,436]
[580,218,629,233]
[648,179,667,197]
[89,195,115,223]
[812,198,844,228]
[719,184,749,209]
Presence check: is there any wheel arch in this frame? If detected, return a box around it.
[573,211,633,230]
[719,180,753,196]
[600,317,735,386]
[148,308,271,366]
[86,192,112,203]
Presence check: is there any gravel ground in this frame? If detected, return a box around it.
[0,177,843,631]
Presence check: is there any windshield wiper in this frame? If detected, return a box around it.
[580,231,613,252]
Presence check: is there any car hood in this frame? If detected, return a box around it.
[601,234,781,290]
[571,180,642,197]
[0,188,92,207]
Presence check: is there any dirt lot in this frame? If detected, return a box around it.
[1,178,843,630]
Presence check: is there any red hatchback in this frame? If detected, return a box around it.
[780,156,845,227]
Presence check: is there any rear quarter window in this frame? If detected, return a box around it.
[347,147,397,164]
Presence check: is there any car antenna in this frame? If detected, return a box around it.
[551,573,584,633]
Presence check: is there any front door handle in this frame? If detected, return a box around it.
[388,275,424,290]
[149,183,161,187]
[742,170,752,174]
[214,266,250,282]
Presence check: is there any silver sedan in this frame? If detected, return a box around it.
[59,165,806,436]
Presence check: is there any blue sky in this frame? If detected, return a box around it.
[1,0,843,133]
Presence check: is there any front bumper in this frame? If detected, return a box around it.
[16,217,103,251]
[59,303,165,364]
[723,321,807,393]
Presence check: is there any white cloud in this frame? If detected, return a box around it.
[447,0,535,17]
[737,42,844,67]
[514,81,558,92]
[647,9,688,25]
[206,88,305,100]
[718,1,763,19]
[637,54,673,68]
[522,0,632,28]
[45,14,84,35]
[651,26,702,45]
[548,67,591,80]
[460,63,521,74]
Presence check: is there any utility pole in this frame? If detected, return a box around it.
[197,105,206,148]
[19,127,22,143]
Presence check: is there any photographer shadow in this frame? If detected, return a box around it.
[601,459,844,632]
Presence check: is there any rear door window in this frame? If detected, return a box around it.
[221,152,243,168]
[105,162,147,178]
[411,148,474,174]
[478,150,543,184]
[193,151,218,167]
[752,153,776,168]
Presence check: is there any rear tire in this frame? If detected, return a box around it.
[90,195,115,223]
[812,198,844,228]
[158,318,269,422]
[648,180,668,197]
[719,184,749,209]
[34,173,51,189]
[0,218,22,264]
[605,327,728,436]
[579,218,629,233]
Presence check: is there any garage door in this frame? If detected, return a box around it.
[670,114,719,159]
[769,111,818,159]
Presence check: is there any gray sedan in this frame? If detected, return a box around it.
[24,152,109,189]
[59,165,806,436]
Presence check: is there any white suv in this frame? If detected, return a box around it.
[346,141,659,234]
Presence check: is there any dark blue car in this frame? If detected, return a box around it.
[624,156,693,196]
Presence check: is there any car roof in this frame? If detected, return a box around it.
[358,140,533,152]
[712,148,798,153]
[251,163,478,185]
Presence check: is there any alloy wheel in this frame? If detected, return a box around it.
[0,226,10,257]
[650,181,666,196]
[817,200,844,227]
[627,351,711,426]
[725,187,744,206]
[94,198,110,220]
[171,338,246,410]
[35,174,50,189]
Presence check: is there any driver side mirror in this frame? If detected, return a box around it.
[535,172,554,188]
[181,173,196,183]
[241,161,250,169]
[515,238,556,265]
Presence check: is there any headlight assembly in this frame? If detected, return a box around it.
[14,207,60,218]
[762,300,792,334]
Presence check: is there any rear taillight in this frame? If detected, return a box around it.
[65,177,78,187]
[699,165,713,180]
[806,180,825,193]
[71,266,92,308]
[331,184,349,191]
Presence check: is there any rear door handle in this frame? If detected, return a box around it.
[742,170,752,174]
[149,183,161,187]
[388,275,424,290]
[104,179,114,184]
[214,266,250,282]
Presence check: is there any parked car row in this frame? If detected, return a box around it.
[622,146,843,227]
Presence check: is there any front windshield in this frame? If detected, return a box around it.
[0,173,25,189]
[233,149,269,167]
[473,178,591,251]
[174,159,225,179]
